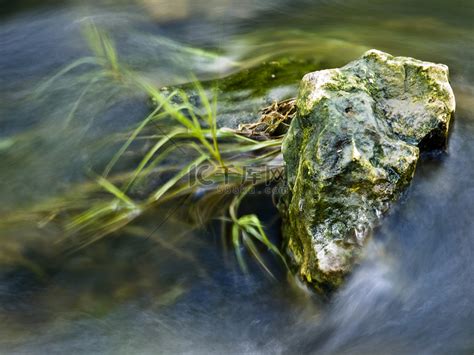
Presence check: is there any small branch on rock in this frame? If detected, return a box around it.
[235,98,297,140]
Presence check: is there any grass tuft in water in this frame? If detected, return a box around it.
[6,22,292,276]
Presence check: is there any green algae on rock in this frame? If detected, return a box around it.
[279,49,455,292]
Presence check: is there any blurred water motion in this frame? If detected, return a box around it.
[0,0,474,353]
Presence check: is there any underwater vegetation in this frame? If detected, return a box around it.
[1,22,291,277]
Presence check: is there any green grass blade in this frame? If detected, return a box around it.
[102,90,180,177]
[63,74,104,128]
[96,176,137,208]
[34,57,99,97]
[125,128,188,190]
[232,223,247,273]
[150,154,209,202]
[242,231,275,278]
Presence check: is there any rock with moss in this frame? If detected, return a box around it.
[279,49,455,292]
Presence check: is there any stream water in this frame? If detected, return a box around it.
[1,0,473,354]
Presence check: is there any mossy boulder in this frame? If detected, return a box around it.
[279,49,455,292]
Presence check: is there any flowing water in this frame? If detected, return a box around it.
[1,0,473,353]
